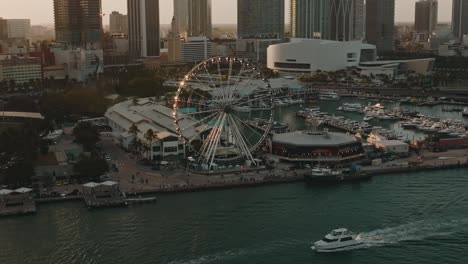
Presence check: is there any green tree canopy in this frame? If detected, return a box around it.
[73,156,108,181]
[72,122,101,151]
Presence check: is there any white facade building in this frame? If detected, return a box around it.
[105,99,198,160]
[51,48,104,82]
[267,38,376,72]
[6,19,31,39]
[181,36,212,63]
[0,55,41,83]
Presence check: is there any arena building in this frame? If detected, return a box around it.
[271,131,366,165]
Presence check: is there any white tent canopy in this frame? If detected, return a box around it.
[83,182,101,188]
[100,181,118,186]
[0,189,14,195]
[14,187,33,193]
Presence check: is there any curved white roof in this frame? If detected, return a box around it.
[273,131,359,147]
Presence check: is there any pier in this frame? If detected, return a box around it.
[82,181,127,209]
[0,188,36,217]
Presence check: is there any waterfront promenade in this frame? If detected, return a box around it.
[44,138,468,200]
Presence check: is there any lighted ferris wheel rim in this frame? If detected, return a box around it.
[172,56,274,167]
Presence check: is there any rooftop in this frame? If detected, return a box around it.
[273,131,359,147]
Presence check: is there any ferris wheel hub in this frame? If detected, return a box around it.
[223,105,233,114]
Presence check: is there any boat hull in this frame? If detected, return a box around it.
[304,173,372,183]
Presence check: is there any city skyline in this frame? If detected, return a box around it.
[0,0,454,26]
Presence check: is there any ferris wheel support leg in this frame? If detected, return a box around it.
[205,114,226,169]
[199,113,223,164]
[228,115,256,165]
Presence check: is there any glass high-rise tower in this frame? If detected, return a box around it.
[53,0,102,48]
[290,0,330,39]
[365,0,395,53]
[128,0,160,58]
[174,0,212,38]
[237,0,284,39]
[452,0,468,41]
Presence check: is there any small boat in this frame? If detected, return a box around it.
[363,116,373,122]
[319,91,340,100]
[126,196,157,204]
[311,228,364,252]
[304,167,372,183]
[463,107,468,116]
[274,99,288,107]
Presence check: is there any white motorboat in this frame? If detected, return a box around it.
[319,91,340,100]
[363,115,373,122]
[274,99,288,107]
[311,228,364,252]
[463,107,468,116]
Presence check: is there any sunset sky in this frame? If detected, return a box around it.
[0,0,453,25]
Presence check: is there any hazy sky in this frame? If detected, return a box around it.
[0,0,453,25]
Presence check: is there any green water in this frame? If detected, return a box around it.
[1,100,467,263]
[1,169,468,264]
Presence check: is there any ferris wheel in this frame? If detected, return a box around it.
[173,57,274,170]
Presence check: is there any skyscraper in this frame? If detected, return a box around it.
[188,0,212,38]
[53,0,102,48]
[0,18,9,40]
[329,0,364,41]
[127,0,160,59]
[237,0,284,39]
[415,0,438,33]
[168,16,182,63]
[452,0,468,41]
[365,0,395,53]
[174,0,212,38]
[290,0,329,39]
[109,11,128,36]
[174,0,189,37]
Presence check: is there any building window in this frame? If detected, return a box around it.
[164,146,178,153]
[274,62,310,69]
[153,146,161,152]
[178,144,184,150]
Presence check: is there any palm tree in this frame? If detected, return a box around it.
[144,129,155,160]
[134,139,143,158]
[128,124,140,151]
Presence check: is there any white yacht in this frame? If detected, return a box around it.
[463,107,468,116]
[311,228,364,252]
[319,91,340,100]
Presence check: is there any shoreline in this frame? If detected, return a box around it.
[32,163,468,206]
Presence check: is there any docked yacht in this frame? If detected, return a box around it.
[311,228,364,252]
[304,167,371,183]
[319,91,340,100]
[463,107,468,116]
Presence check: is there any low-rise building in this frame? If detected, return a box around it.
[0,55,42,83]
[105,98,202,161]
[181,36,212,64]
[359,58,436,78]
[238,38,283,63]
[271,131,366,165]
[375,140,409,153]
[51,48,104,82]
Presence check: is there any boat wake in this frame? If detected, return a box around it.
[357,218,468,248]
[166,239,304,264]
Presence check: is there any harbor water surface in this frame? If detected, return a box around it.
[1,169,468,264]
[2,99,468,264]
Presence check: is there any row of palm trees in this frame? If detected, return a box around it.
[128,124,161,161]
